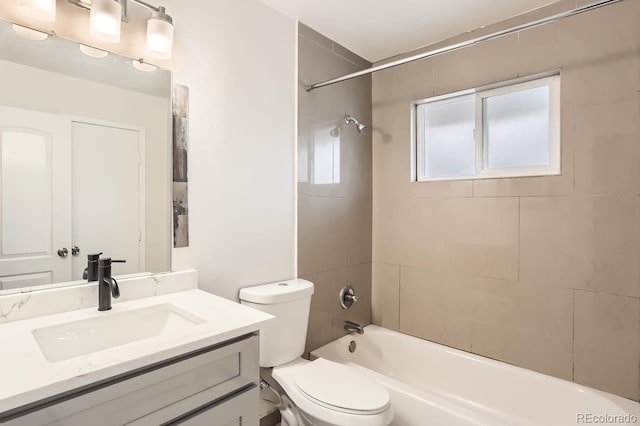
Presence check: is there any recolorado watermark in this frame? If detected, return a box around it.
[577,413,638,424]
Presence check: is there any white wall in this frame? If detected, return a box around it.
[1,0,297,301]
[162,0,297,300]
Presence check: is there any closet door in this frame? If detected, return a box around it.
[0,105,72,289]
[70,121,143,280]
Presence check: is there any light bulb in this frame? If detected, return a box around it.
[89,0,122,43]
[16,0,56,22]
[12,24,48,41]
[146,7,173,59]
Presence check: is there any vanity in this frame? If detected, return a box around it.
[0,271,272,425]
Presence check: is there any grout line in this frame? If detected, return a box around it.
[293,20,299,279]
[398,264,402,330]
[572,289,575,381]
[517,196,521,282]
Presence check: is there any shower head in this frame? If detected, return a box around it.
[345,115,367,134]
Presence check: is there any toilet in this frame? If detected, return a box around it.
[239,279,393,426]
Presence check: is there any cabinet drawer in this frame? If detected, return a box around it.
[3,334,259,426]
[174,387,258,426]
[134,386,259,426]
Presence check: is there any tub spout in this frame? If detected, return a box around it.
[344,320,364,335]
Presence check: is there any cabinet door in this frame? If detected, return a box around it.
[0,105,72,288]
[173,387,258,426]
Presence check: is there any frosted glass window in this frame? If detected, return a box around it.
[484,86,550,169]
[420,96,475,179]
[413,74,560,181]
[312,127,340,184]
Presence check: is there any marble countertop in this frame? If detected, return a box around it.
[0,289,273,415]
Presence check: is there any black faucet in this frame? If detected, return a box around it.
[98,257,126,311]
[82,252,103,282]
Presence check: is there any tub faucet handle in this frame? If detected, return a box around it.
[339,286,359,310]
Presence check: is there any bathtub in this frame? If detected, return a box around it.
[311,325,640,426]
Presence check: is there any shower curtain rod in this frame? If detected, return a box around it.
[305,0,625,92]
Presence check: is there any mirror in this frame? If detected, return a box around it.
[0,20,172,294]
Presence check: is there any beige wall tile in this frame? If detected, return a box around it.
[518,0,640,77]
[408,180,475,199]
[345,197,372,265]
[434,198,519,280]
[589,196,640,298]
[302,268,343,354]
[298,195,347,275]
[562,55,639,107]
[400,266,472,350]
[574,290,640,400]
[372,262,400,330]
[372,196,436,267]
[520,196,590,289]
[373,58,435,102]
[470,278,573,380]
[433,34,519,96]
[298,36,364,91]
[574,97,640,195]
[520,196,640,298]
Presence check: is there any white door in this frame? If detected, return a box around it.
[70,121,143,280]
[0,106,72,289]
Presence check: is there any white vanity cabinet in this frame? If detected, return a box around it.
[1,334,259,426]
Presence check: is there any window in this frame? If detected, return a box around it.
[413,74,560,181]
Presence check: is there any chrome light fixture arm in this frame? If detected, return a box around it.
[66,0,174,59]
[68,0,167,21]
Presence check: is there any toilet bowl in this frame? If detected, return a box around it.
[239,279,392,426]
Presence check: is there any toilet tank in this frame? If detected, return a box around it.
[239,279,314,368]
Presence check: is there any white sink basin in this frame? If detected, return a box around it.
[32,304,206,362]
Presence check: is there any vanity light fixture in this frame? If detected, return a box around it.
[79,44,109,58]
[89,0,121,43]
[69,0,174,59]
[132,59,157,72]
[17,0,57,22]
[11,24,49,40]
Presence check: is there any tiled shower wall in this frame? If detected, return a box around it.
[372,0,640,401]
[297,24,373,354]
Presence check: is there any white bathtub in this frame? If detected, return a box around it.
[311,325,640,426]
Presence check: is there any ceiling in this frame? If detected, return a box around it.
[260,0,560,63]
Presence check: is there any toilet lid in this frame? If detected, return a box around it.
[293,359,390,414]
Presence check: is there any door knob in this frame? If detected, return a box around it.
[72,246,80,256]
[57,248,69,258]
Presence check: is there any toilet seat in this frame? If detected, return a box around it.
[294,358,390,414]
[272,358,393,426]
